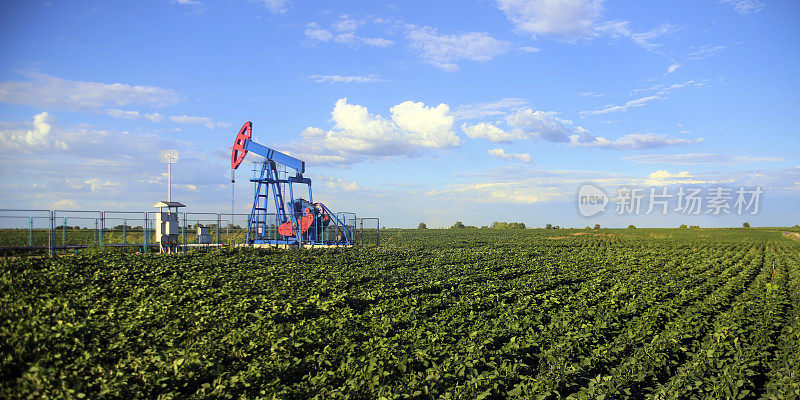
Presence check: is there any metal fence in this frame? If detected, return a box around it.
[0,209,380,255]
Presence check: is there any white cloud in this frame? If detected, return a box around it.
[406,26,510,71]
[306,19,393,47]
[570,133,703,150]
[106,109,165,122]
[666,63,681,74]
[169,115,224,129]
[581,95,661,115]
[687,45,726,60]
[453,98,529,120]
[305,22,333,41]
[0,112,67,151]
[623,153,784,165]
[362,37,394,47]
[644,170,712,186]
[51,199,77,209]
[333,15,361,32]
[497,0,603,37]
[318,176,361,192]
[629,23,677,50]
[251,0,289,14]
[290,98,459,165]
[719,0,763,14]
[507,109,575,142]
[462,122,514,143]
[175,0,201,5]
[0,72,181,110]
[428,179,565,204]
[464,106,703,150]
[309,74,385,84]
[488,148,531,163]
[495,0,675,51]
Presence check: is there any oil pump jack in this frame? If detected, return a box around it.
[230,121,355,246]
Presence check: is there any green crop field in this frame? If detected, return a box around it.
[2,228,799,399]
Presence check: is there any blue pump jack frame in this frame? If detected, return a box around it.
[244,159,353,246]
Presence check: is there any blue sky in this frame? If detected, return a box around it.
[0,0,798,228]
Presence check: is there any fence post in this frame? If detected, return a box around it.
[94,218,98,246]
[143,213,148,253]
[100,212,105,247]
[28,217,33,246]
[123,218,127,248]
[216,213,221,248]
[48,211,53,257]
[182,212,186,249]
[62,217,67,246]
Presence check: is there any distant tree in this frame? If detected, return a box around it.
[679,224,688,229]
[450,221,466,229]
[690,225,700,229]
[594,224,601,230]
[545,223,553,229]
[585,226,591,229]
[628,225,636,229]
[480,226,488,229]
[554,225,560,229]
[742,222,750,228]
[492,221,526,229]
[418,222,427,229]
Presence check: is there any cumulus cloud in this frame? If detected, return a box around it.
[488,148,531,163]
[623,153,784,165]
[406,26,510,71]
[497,0,603,37]
[462,122,514,143]
[719,0,763,14]
[463,106,702,150]
[305,22,333,41]
[495,0,675,50]
[0,72,180,110]
[0,112,67,151]
[506,109,575,142]
[290,98,459,165]
[309,74,385,84]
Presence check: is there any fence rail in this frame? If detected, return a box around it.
[0,209,379,256]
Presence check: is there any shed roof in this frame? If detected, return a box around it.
[152,201,186,208]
